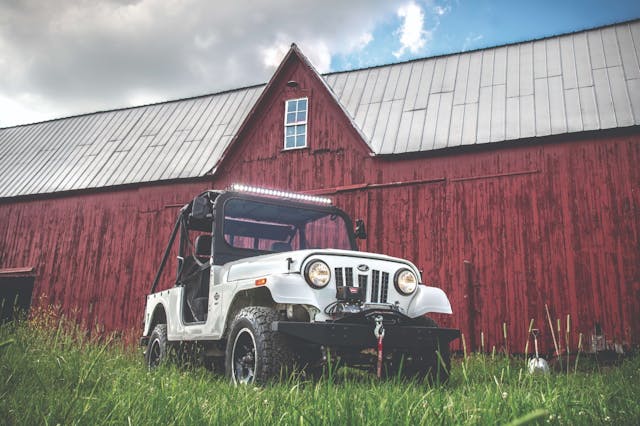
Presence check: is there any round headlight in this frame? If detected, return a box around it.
[305,260,331,288]
[394,268,418,295]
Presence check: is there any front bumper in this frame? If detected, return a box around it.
[273,321,460,349]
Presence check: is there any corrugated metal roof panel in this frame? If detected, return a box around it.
[414,60,434,110]
[461,102,479,145]
[466,51,483,103]
[453,53,470,105]
[382,99,403,152]
[403,61,423,111]
[535,77,552,136]
[491,83,506,141]
[609,66,635,126]
[602,27,622,67]
[449,103,465,146]
[565,88,582,132]
[2,21,639,198]
[618,25,640,80]
[594,68,616,128]
[341,70,361,112]
[434,91,453,149]
[407,108,426,152]
[579,86,600,131]
[589,30,607,69]
[382,66,400,102]
[477,86,492,143]
[519,43,534,96]
[547,38,562,77]
[505,96,519,140]
[506,46,520,97]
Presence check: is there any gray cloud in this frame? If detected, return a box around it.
[0,0,398,126]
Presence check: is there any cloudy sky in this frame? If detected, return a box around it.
[1,0,639,128]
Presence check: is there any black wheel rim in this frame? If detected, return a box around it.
[232,328,256,384]
[148,338,162,368]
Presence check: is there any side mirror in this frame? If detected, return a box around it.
[354,219,367,239]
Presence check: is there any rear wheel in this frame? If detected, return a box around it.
[225,307,297,385]
[145,324,168,369]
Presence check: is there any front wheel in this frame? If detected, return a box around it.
[225,307,296,385]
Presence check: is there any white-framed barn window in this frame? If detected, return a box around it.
[284,98,308,149]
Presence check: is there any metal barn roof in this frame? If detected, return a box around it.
[328,20,640,154]
[0,86,264,198]
[1,20,639,198]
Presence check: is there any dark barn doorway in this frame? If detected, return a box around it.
[0,270,35,322]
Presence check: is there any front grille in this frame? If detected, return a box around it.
[334,266,389,303]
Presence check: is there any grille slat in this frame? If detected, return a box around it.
[358,274,367,293]
[335,268,343,287]
[380,272,389,303]
[371,270,380,303]
[345,268,353,286]
[333,266,390,303]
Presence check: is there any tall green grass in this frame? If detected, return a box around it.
[0,309,638,425]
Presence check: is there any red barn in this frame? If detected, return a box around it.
[1,20,639,354]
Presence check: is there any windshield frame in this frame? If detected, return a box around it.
[212,191,357,265]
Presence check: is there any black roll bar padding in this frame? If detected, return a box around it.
[149,212,183,294]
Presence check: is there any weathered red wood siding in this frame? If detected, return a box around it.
[0,46,638,354]
[0,181,211,335]
[220,130,640,354]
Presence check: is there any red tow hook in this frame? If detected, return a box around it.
[374,315,385,378]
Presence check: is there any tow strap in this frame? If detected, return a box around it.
[374,315,385,378]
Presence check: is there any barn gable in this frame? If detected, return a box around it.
[213,44,374,191]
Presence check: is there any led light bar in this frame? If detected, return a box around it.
[230,184,332,204]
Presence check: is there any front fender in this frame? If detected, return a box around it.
[265,274,325,309]
[407,285,453,317]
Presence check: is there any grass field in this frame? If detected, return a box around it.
[0,311,638,425]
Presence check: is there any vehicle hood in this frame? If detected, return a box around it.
[224,249,420,282]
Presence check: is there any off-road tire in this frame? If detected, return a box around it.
[387,316,451,384]
[145,324,168,369]
[225,307,296,385]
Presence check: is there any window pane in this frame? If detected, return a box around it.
[285,136,296,148]
[284,98,308,149]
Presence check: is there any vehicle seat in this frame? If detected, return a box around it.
[195,234,212,259]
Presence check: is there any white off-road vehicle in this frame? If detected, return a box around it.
[141,185,459,384]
